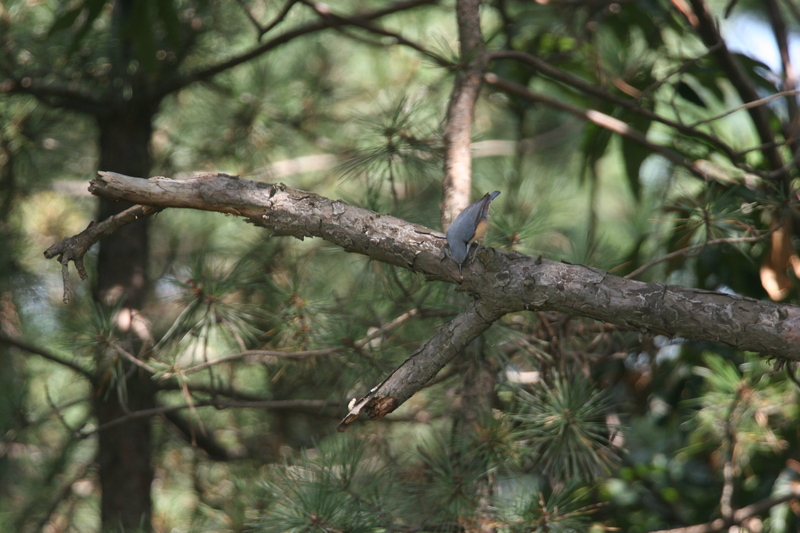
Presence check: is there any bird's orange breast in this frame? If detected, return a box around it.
[473,219,489,243]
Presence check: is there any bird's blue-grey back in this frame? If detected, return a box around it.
[446,191,500,265]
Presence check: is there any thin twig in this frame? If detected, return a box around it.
[687,89,800,128]
[720,391,741,523]
[77,398,337,438]
[0,333,93,378]
[487,48,749,170]
[234,0,268,35]
[785,361,800,391]
[45,384,82,439]
[765,0,800,166]
[155,380,273,402]
[165,308,421,377]
[638,43,722,100]
[686,0,787,183]
[484,73,704,179]
[30,457,95,533]
[155,0,438,97]
[234,0,303,38]
[650,481,800,533]
[301,0,450,67]
[261,0,303,38]
[113,345,156,374]
[624,228,777,280]
[785,0,800,24]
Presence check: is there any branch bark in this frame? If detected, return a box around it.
[59,171,800,360]
[339,298,504,429]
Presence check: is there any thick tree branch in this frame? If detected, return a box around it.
[52,171,800,361]
[339,298,504,429]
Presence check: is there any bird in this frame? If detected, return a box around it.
[445,191,500,275]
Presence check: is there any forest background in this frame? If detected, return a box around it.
[2,0,800,532]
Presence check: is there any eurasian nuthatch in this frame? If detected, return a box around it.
[446,191,500,275]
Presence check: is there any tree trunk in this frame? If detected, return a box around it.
[457,336,498,533]
[93,107,155,532]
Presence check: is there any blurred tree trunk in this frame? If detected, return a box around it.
[458,337,497,533]
[93,106,155,532]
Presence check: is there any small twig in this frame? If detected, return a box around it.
[234,0,303,38]
[762,144,800,178]
[234,0,267,35]
[300,0,450,67]
[113,344,156,374]
[45,384,82,439]
[165,308,421,377]
[785,0,800,24]
[156,380,274,402]
[484,73,704,179]
[164,349,321,378]
[260,0,303,38]
[77,398,337,438]
[650,481,800,533]
[638,43,722,100]
[155,0,438,97]
[44,202,163,303]
[734,138,788,157]
[486,47,752,172]
[686,0,787,182]
[720,391,741,523]
[765,0,800,159]
[30,456,95,533]
[0,333,93,379]
[624,228,777,280]
[687,89,800,128]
